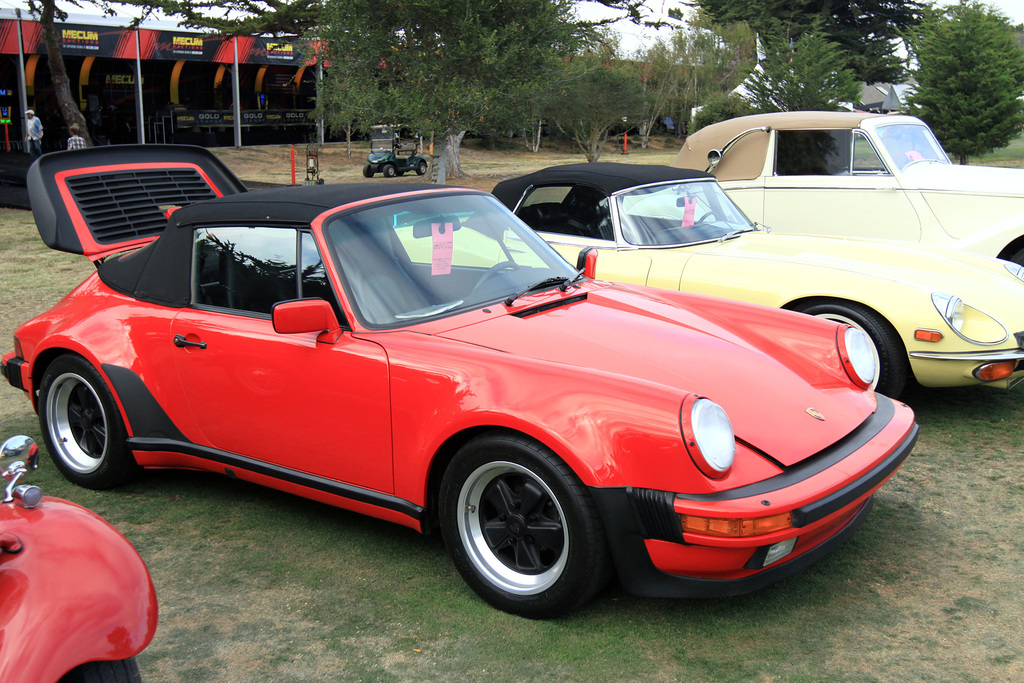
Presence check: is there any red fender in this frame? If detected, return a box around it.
[0,497,158,683]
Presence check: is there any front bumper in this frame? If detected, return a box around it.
[908,347,1024,388]
[1,352,28,392]
[590,395,918,598]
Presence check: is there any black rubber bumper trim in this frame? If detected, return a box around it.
[2,357,27,391]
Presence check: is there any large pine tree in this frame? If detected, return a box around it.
[906,1,1024,164]
[697,0,924,83]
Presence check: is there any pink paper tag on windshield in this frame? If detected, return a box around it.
[432,222,454,275]
[905,150,923,161]
[681,197,696,228]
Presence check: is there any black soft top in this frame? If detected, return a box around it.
[169,182,444,228]
[491,163,712,208]
[99,181,478,308]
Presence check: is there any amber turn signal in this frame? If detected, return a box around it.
[680,511,793,538]
[914,329,944,342]
[974,361,1016,382]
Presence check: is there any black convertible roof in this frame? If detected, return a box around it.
[169,182,456,228]
[491,163,712,207]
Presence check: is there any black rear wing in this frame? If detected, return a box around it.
[27,144,247,260]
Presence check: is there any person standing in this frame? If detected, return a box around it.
[25,109,43,158]
[67,123,86,150]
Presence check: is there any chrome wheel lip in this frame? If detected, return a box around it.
[456,461,569,596]
[46,372,108,474]
[815,312,882,391]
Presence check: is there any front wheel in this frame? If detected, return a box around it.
[38,355,139,489]
[382,163,397,178]
[61,658,142,683]
[362,164,374,178]
[796,300,908,397]
[439,433,611,618]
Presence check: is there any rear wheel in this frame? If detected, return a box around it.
[60,658,142,683]
[382,163,397,178]
[796,300,908,397]
[38,355,139,489]
[1004,245,1024,266]
[439,433,611,618]
[415,160,428,176]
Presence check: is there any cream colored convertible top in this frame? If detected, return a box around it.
[673,111,891,181]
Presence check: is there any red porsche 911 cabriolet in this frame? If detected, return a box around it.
[2,146,917,617]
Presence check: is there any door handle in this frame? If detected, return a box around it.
[173,334,207,349]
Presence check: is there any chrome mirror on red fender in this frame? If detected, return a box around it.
[1,435,42,508]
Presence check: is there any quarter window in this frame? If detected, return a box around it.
[776,130,853,176]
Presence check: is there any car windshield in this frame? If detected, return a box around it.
[875,123,950,170]
[324,193,577,327]
[617,180,756,247]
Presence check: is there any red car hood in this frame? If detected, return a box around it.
[438,285,877,465]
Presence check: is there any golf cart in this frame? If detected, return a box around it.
[363,124,428,178]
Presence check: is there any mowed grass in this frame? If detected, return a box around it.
[3,142,1024,681]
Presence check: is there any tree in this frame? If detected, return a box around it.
[744,28,861,112]
[546,46,646,162]
[905,1,1024,164]
[319,0,579,183]
[27,0,95,146]
[697,0,925,84]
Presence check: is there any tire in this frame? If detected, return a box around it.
[60,657,141,683]
[382,163,397,178]
[795,300,908,397]
[1004,245,1024,266]
[439,433,611,618]
[362,164,374,178]
[38,355,139,489]
[415,160,428,176]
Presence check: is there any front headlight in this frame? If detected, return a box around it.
[838,326,877,390]
[931,291,964,333]
[1005,261,1024,283]
[681,395,735,479]
[931,291,1007,344]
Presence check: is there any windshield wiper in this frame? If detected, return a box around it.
[394,299,465,320]
[503,276,576,306]
[717,226,758,242]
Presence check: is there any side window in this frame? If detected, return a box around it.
[194,227,338,316]
[776,130,853,176]
[852,132,889,174]
[517,185,612,240]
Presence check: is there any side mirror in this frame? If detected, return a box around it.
[1,436,42,508]
[576,247,598,280]
[272,299,342,342]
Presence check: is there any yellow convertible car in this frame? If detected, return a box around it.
[672,111,1024,265]
[492,163,1024,397]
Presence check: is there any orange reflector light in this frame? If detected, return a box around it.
[914,329,944,342]
[680,512,793,538]
[975,361,1016,382]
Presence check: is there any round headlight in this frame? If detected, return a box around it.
[931,292,964,333]
[841,326,878,389]
[1005,261,1024,283]
[681,396,735,479]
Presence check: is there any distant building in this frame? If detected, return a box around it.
[0,9,319,152]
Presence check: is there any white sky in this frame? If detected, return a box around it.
[1,0,1023,54]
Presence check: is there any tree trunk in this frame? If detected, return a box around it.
[526,119,542,153]
[40,0,92,146]
[344,122,354,159]
[431,138,448,185]
[445,130,466,178]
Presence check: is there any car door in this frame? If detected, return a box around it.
[171,225,394,493]
[762,129,922,242]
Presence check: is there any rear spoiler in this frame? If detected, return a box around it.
[27,144,247,260]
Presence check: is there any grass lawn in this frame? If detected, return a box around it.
[2,140,1024,681]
